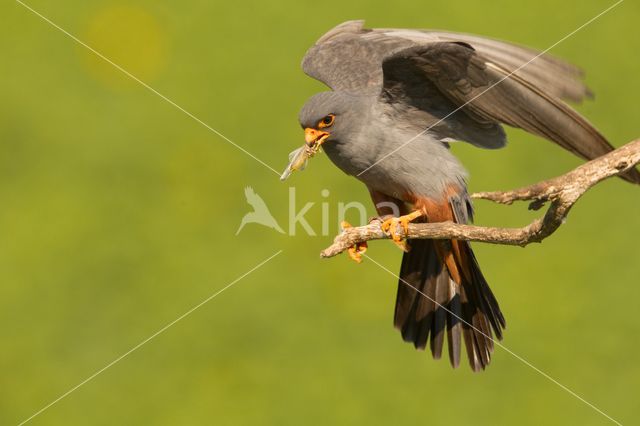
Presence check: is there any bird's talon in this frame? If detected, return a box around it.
[340,221,367,262]
[347,241,368,263]
[393,239,410,252]
[380,218,393,233]
[380,211,423,244]
[380,217,404,241]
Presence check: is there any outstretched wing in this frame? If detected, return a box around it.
[303,21,640,183]
[380,42,640,183]
[302,21,407,93]
[302,20,592,102]
[378,28,592,103]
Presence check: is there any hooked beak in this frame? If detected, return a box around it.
[304,128,330,149]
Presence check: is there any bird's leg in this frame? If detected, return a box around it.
[340,221,368,263]
[367,188,413,252]
[380,210,424,243]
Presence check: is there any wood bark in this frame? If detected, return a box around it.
[321,139,640,258]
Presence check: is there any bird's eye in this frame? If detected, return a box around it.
[318,114,335,128]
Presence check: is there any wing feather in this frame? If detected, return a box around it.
[302,21,640,182]
[302,21,592,102]
[381,42,640,183]
[378,28,591,102]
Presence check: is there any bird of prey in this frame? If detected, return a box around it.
[236,187,284,235]
[288,20,640,371]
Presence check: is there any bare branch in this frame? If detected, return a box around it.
[321,139,640,259]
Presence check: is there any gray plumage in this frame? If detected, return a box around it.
[299,91,469,199]
[296,20,637,371]
[299,20,640,184]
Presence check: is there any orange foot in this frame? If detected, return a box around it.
[341,221,368,263]
[380,210,424,247]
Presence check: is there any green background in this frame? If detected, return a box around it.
[1,0,639,424]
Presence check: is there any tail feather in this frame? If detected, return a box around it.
[412,261,436,350]
[395,234,505,371]
[396,239,441,348]
[446,282,462,368]
[430,274,449,359]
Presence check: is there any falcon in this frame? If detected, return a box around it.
[287,20,640,371]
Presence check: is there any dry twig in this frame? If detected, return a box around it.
[321,139,640,258]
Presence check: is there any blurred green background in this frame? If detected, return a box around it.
[1,0,639,424]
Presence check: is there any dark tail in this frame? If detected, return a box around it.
[394,238,506,371]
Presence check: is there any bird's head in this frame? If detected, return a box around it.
[298,91,364,150]
[280,91,369,181]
